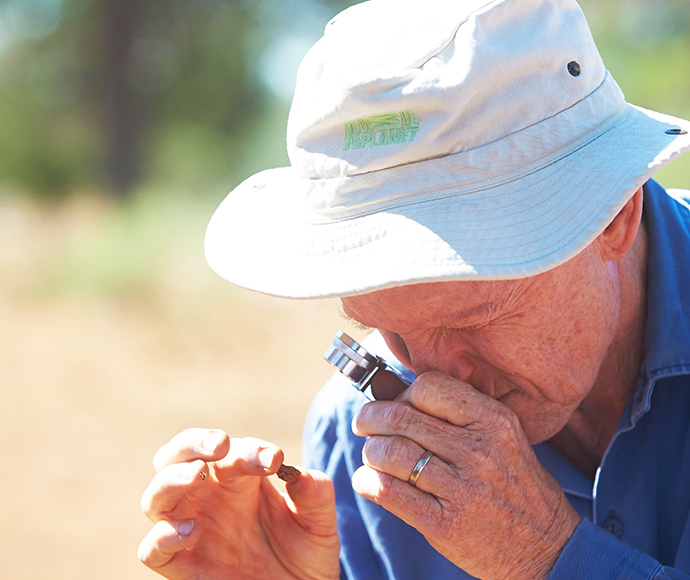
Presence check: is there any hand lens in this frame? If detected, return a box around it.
[324,331,412,400]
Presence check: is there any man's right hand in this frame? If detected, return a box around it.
[138,428,341,580]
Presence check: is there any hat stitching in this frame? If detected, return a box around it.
[304,70,613,186]
[306,102,690,229]
[305,102,628,225]
[414,137,657,232]
[303,129,662,255]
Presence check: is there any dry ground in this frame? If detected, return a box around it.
[0,192,365,580]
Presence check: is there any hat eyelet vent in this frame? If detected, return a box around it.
[567,61,581,77]
[665,128,688,135]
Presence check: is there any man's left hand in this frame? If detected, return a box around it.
[351,371,581,580]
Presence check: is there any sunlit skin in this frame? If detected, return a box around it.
[138,429,341,580]
[343,187,647,477]
[336,187,647,579]
[139,189,646,580]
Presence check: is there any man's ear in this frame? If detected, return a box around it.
[597,186,644,261]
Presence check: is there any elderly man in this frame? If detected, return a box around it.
[138,0,690,578]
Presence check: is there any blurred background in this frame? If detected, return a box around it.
[0,0,688,578]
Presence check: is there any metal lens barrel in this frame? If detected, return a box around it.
[323,331,380,387]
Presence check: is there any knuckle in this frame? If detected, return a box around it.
[375,436,401,468]
[410,372,436,400]
[140,489,152,515]
[152,446,167,471]
[372,470,393,503]
[493,407,523,442]
[137,548,151,567]
[137,538,157,568]
[414,370,441,386]
[241,436,260,448]
[363,436,389,468]
[411,372,470,419]
[414,371,449,393]
[237,436,268,455]
[393,441,424,475]
[468,443,496,477]
[479,402,521,435]
[435,501,463,539]
[361,437,378,464]
[381,437,404,466]
[386,403,415,432]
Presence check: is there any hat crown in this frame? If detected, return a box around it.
[287,0,610,180]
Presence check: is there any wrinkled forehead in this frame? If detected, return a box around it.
[340,234,603,330]
[341,278,532,331]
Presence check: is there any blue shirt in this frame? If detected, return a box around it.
[304,179,690,579]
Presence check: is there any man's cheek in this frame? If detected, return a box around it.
[505,395,575,444]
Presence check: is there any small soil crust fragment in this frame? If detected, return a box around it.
[277,464,301,483]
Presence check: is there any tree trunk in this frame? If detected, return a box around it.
[102,0,141,195]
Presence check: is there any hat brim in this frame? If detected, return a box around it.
[205,102,690,299]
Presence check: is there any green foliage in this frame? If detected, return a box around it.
[2,0,688,302]
[33,186,215,299]
[581,0,690,189]
[0,0,687,197]
[0,0,332,197]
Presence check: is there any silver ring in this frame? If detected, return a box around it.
[408,450,434,487]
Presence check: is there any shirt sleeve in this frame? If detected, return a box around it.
[302,374,380,580]
[548,519,690,580]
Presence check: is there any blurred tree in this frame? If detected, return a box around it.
[0,0,269,197]
[102,0,141,194]
[0,0,686,198]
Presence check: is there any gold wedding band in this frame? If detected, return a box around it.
[408,450,434,487]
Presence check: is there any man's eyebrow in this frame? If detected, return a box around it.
[425,304,495,339]
[338,306,372,332]
[438,303,498,329]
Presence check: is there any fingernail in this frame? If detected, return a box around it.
[179,462,198,480]
[258,448,275,469]
[178,520,194,537]
[202,431,225,452]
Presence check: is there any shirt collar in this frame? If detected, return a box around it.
[533,441,594,499]
[629,179,690,424]
[368,182,690,496]
[537,179,690,497]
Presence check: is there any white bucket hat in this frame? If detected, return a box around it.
[205,0,690,299]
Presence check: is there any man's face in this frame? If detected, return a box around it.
[341,243,622,443]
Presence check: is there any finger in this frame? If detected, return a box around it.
[211,437,284,483]
[141,459,208,521]
[153,428,230,472]
[282,469,338,537]
[361,435,456,495]
[352,400,465,463]
[154,430,284,480]
[352,465,444,537]
[138,518,202,571]
[398,371,508,428]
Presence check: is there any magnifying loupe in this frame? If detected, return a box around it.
[324,331,411,400]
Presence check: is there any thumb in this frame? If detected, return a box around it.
[285,469,338,536]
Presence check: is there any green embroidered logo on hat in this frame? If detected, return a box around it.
[343,110,421,151]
